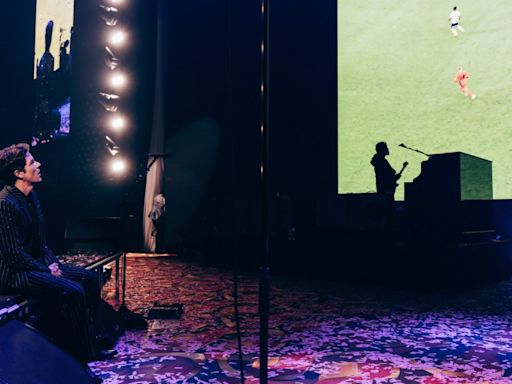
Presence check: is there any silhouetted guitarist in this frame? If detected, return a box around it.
[371,142,408,199]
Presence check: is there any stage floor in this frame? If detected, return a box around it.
[90,257,512,383]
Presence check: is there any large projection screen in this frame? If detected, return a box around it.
[338,1,512,200]
[33,0,74,145]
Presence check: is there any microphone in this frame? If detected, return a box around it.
[397,144,430,157]
[146,153,172,159]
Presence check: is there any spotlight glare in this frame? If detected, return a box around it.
[110,72,127,88]
[111,115,125,131]
[111,158,127,174]
[109,30,126,46]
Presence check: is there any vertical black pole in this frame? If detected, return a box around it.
[121,251,127,307]
[121,191,129,309]
[259,0,270,382]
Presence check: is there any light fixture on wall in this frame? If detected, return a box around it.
[105,135,120,156]
[109,71,127,89]
[110,158,127,174]
[104,46,119,70]
[110,114,126,131]
[108,29,127,47]
[99,4,118,26]
[99,0,132,185]
[98,92,120,112]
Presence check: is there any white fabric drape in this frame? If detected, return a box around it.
[143,0,167,252]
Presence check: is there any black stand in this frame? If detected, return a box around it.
[399,143,430,158]
[118,154,169,328]
[259,0,270,382]
[120,155,158,308]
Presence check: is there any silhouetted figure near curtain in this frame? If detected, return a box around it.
[149,194,166,253]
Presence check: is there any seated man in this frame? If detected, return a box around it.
[0,143,114,370]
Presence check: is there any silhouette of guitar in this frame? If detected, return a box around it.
[394,161,409,192]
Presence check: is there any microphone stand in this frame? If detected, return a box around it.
[119,154,169,313]
[259,0,270,382]
[399,144,430,158]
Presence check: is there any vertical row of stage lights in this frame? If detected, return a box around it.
[99,0,129,176]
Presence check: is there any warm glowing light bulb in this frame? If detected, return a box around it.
[110,72,127,88]
[111,115,125,130]
[111,158,127,174]
[109,30,126,46]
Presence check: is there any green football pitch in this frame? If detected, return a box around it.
[337,1,512,200]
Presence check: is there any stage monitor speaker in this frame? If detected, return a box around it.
[0,320,95,384]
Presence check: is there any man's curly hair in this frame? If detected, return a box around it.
[0,143,30,186]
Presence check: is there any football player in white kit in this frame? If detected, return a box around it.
[449,6,465,36]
